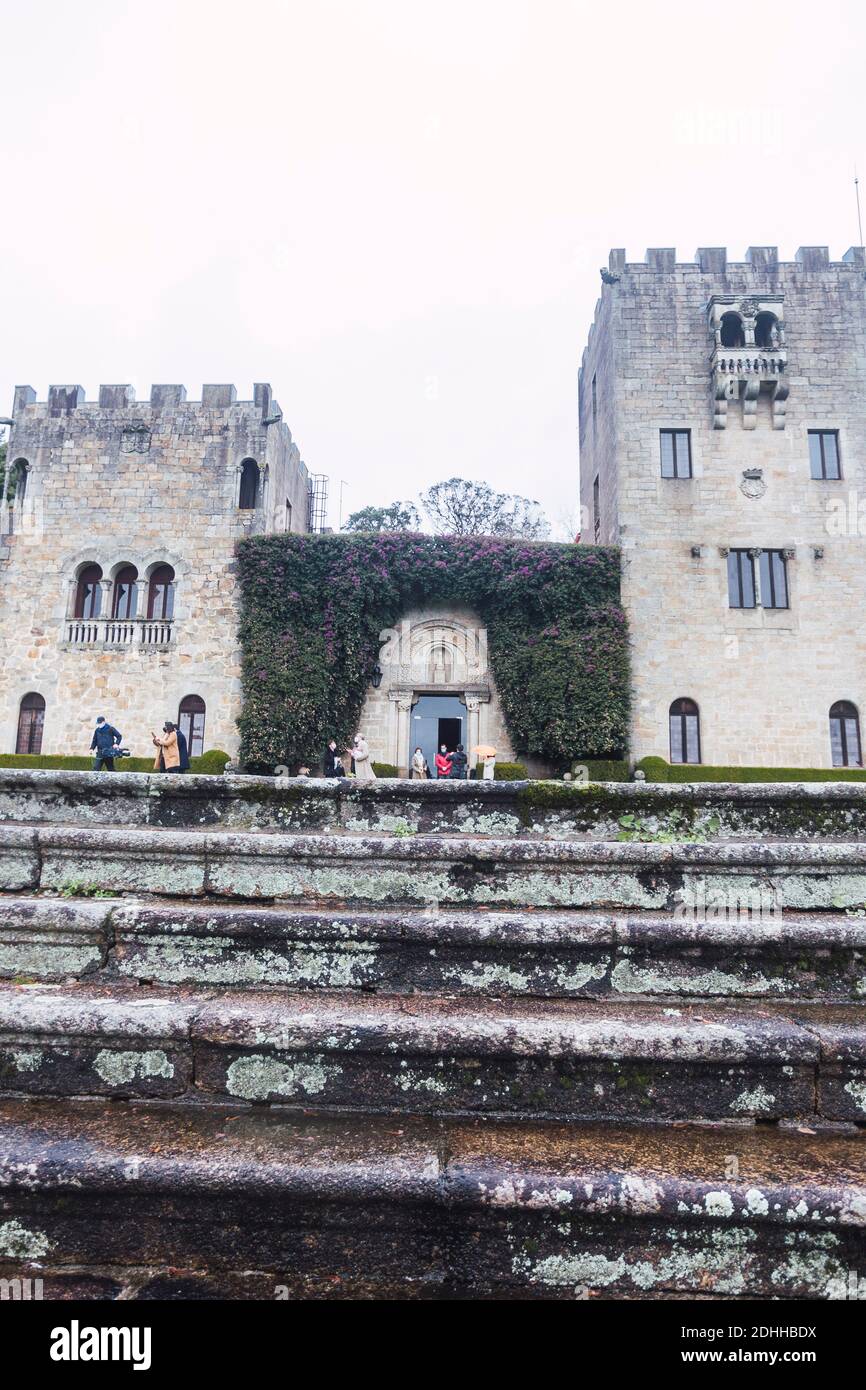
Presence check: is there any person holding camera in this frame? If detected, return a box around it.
[91,715,123,772]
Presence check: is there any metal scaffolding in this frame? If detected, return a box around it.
[307,473,329,533]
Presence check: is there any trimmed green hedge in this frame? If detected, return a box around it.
[638,756,866,784]
[237,534,629,770]
[578,759,631,782]
[472,761,528,781]
[0,751,231,775]
[371,762,400,777]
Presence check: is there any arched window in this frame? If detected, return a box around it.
[74,564,103,619]
[829,701,862,768]
[147,565,175,621]
[669,698,701,764]
[16,692,45,755]
[178,694,206,758]
[9,459,28,504]
[112,565,138,620]
[754,311,778,350]
[238,459,260,510]
[719,312,745,349]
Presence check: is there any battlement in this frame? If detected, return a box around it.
[606,245,866,274]
[580,243,866,376]
[11,382,279,419]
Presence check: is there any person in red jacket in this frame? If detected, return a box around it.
[435,744,452,779]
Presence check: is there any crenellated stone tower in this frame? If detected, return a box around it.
[580,245,866,769]
[0,383,311,760]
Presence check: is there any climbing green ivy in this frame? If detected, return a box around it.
[237,533,630,770]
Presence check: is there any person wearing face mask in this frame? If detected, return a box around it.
[435,744,452,779]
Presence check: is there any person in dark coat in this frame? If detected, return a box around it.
[175,723,190,772]
[91,715,122,772]
[449,743,468,779]
[323,740,345,777]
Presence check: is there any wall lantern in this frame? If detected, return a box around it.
[371,664,383,689]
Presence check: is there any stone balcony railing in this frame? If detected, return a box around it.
[710,344,789,430]
[64,617,174,648]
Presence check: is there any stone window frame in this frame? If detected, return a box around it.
[669,697,701,765]
[60,547,188,626]
[4,678,56,756]
[659,429,693,479]
[829,701,862,768]
[649,418,704,480]
[237,457,269,513]
[807,428,842,481]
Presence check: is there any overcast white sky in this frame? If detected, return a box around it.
[1,0,864,534]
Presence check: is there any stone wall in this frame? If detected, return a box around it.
[0,384,310,760]
[579,246,866,767]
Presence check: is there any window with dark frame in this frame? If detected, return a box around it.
[147,565,176,621]
[829,701,862,768]
[808,430,841,480]
[238,458,260,509]
[74,564,103,620]
[593,475,600,542]
[758,550,789,609]
[660,430,692,479]
[727,550,756,608]
[669,698,701,764]
[178,694,206,759]
[112,565,138,620]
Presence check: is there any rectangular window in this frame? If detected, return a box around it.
[593,475,600,542]
[808,430,841,480]
[759,550,789,609]
[727,550,756,608]
[660,429,692,478]
[591,373,597,443]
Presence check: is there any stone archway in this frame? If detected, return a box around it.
[359,606,514,774]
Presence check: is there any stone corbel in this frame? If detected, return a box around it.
[742,376,760,429]
[771,377,789,430]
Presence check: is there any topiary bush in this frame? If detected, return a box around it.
[371,762,400,777]
[237,534,629,770]
[638,756,866,784]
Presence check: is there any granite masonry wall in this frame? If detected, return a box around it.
[579,246,866,767]
[0,384,310,760]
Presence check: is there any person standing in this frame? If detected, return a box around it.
[449,743,468,779]
[91,715,122,772]
[347,733,376,782]
[435,744,452,779]
[175,722,190,772]
[323,740,345,777]
[152,721,181,772]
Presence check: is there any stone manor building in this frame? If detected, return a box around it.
[580,244,866,769]
[0,383,310,761]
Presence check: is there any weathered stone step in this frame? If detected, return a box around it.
[4,897,866,1002]
[1,1098,864,1298]
[4,824,866,909]
[4,767,866,840]
[1,983,863,1122]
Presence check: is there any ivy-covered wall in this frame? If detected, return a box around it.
[237,534,629,770]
